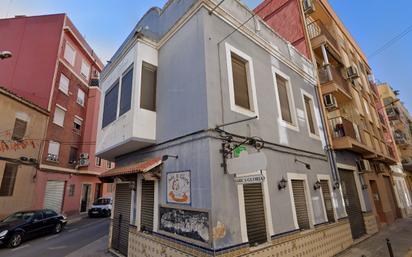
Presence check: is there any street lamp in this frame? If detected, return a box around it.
[0,51,12,60]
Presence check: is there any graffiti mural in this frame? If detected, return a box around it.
[166,171,191,205]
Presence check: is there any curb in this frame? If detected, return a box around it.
[67,213,88,225]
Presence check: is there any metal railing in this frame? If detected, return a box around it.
[307,20,339,50]
[329,117,362,143]
[318,65,351,95]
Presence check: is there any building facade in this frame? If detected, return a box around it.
[96,1,360,256]
[0,14,112,217]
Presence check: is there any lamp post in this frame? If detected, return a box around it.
[0,51,12,60]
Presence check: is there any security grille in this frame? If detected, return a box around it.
[111,183,131,256]
[243,183,267,246]
[320,180,335,222]
[292,180,310,230]
[140,180,155,232]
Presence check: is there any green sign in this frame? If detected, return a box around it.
[233,146,247,158]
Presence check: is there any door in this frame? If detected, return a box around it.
[140,180,154,232]
[43,181,65,213]
[111,183,131,256]
[243,183,267,246]
[370,180,385,223]
[95,183,103,200]
[320,180,335,222]
[291,180,310,230]
[339,169,366,239]
[80,184,91,212]
[383,176,400,219]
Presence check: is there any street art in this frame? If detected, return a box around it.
[0,139,36,152]
[166,170,191,205]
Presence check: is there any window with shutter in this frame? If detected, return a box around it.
[291,179,310,230]
[64,42,76,66]
[276,75,293,124]
[53,106,66,127]
[81,60,91,79]
[12,118,27,141]
[73,116,82,134]
[0,163,18,196]
[69,147,78,164]
[47,141,60,162]
[95,157,102,167]
[59,74,70,95]
[304,95,316,135]
[77,89,85,106]
[140,62,157,112]
[231,54,250,110]
[102,82,119,128]
[120,65,134,115]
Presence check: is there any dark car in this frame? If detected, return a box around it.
[0,209,67,248]
[88,197,112,218]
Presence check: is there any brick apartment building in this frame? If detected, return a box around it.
[0,14,112,216]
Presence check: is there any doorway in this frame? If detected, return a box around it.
[111,183,131,256]
[243,183,267,246]
[370,180,385,223]
[94,183,103,200]
[80,184,91,213]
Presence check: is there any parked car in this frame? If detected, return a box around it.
[88,197,112,218]
[0,209,67,248]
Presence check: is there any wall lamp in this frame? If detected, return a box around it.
[162,155,178,162]
[0,51,12,60]
[278,177,287,190]
[295,157,311,170]
[313,180,321,190]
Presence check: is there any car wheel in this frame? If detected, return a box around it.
[107,210,111,217]
[7,232,23,248]
[54,222,63,234]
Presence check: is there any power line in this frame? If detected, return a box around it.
[368,24,412,58]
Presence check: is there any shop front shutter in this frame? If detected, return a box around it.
[140,180,155,232]
[43,181,65,213]
[243,183,267,246]
[320,180,335,222]
[111,183,131,256]
[291,180,310,230]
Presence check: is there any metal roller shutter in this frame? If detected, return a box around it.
[43,181,65,213]
[339,169,366,239]
[243,183,267,246]
[140,180,154,232]
[320,180,335,222]
[291,180,310,230]
[111,183,131,256]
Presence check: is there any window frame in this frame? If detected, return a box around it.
[68,184,75,197]
[225,43,259,118]
[11,118,27,141]
[272,67,299,131]
[77,88,86,107]
[53,105,66,127]
[0,163,18,197]
[47,141,60,162]
[140,61,157,112]
[119,64,134,116]
[95,157,102,167]
[81,59,91,80]
[64,42,76,66]
[102,81,120,128]
[301,89,320,140]
[73,115,83,134]
[58,73,70,95]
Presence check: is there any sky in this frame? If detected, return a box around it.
[0,0,411,110]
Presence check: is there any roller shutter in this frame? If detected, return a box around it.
[384,176,400,219]
[339,169,365,239]
[243,183,267,246]
[43,181,65,213]
[291,180,310,230]
[140,180,154,232]
[320,180,335,222]
[111,183,131,256]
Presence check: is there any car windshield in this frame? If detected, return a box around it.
[93,198,111,205]
[3,212,35,222]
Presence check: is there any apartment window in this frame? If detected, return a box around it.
[47,141,60,162]
[95,157,102,167]
[120,65,133,116]
[81,60,91,80]
[59,74,70,95]
[53,106,66,127]
[69,147,78,164]
[140,62,157,112]
[102,82,119,128]
[232,54,251,110]
[12,118,27,141]
[107,183,113,193]
[0,163,18,196]
[303,93,317,136]
[68,184,75,197]
[64,42,76,66]
[275,74,295,125]
[107,161,112,169]
[77,89,85,106]
[73,116,82,134]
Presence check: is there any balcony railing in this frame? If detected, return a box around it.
[307,20,339,51]
[318,65,351,95]
[329,117,362,143]
[47,154,59,162]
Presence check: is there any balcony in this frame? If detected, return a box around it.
[386,106,401,121]
[307,20,340,53]
[318,65,352,101]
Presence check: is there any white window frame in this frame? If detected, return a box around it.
[47,140,60,160]
[53,105,66,127]
[225,42,259,118]
[95,157,101,167]
[77,88,85,107]
[272,66,299,131]
[58,74,69,95]
[301,89,321,140]
[73,115,83,133]
[287,173,315,230]
[316,174,339,223]
[64,42,76,66]
[81,59,91,80]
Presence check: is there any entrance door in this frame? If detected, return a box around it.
[243,183,267,246]
[140,180,155,232]
[292,180,310,230]
[43,181,65,213]
[383,176,400,219]
[94,183,103,200]
[80,184,91,213]
[320,180,335,222]
[339,169,366,239]
[111,183,131,256]
[370,180,385,223]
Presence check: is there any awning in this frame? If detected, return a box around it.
[99,157,162,181]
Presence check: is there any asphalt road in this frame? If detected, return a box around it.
[0,217,110,257]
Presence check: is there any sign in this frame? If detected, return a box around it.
[226,151,267,175]
[234,174,265,184]
[167,171,191,205]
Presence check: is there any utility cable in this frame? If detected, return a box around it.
[368,24,412,58]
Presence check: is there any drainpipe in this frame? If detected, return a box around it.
[321,44,332,80]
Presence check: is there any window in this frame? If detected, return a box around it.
[53,106,66,127]
[0,163,18,196]
[102,82,119,128]
[77,89,85,106]
[120,66,133,115]
[64,42,76,66]
[276,74,293,124]
[95,157,102,167]
[231,54,250,110]
[107,161,112,169]
[47,141,60,162]
[73,116,82,134]
[107,183,113,193]
[140,62,157,112]
[69,147,78,164]
[59,74,70,95]
[68,184,75,197]
[12,118,27,141]
[81,60,91,79]
[302,92,318,136]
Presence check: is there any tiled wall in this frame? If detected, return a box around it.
[363,212,379,235]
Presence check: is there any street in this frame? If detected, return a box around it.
[0,217,110,257]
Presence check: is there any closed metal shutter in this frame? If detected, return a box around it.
[43,181,65,213]
[243,183,267,246]
[141,180,154,232]
[384,176,400,219]
[339,169,366,239]
[291,180,310,230]
[111,183,131,256]
[320,180,335,222]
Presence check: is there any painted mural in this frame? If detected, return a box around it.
[159,207,209,243]
[166,171,191,205]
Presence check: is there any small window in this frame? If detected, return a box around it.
[59,74,70,95]
[303,95,317,136]
[95,157,102,167]
[120,66,133,115]
[64,42,76,66]
[231,53,250,110]
[140,62,157,112]
[47,141,60,162]
[77,89,85,106]
[107,183,113,193]
[0,163,18,196]
[69,147,78,164]
[276,74,293,124]
[68,184,75,197]
[12,118,27,141]
[73,116,82,134]
[53,106,66,127]
[102,82,119,128]
[81,60,91,80]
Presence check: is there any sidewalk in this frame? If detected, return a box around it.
[65,235,113,257]
[67,212,88,225]
[336,218,412,257]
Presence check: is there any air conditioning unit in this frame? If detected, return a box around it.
[80,153,89,159]
[78,158,90,167]
[303,0,315,14]
[324,94,337,109]
[376,163,386,173]
[346,66,359,79]
[357,159,371,172]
